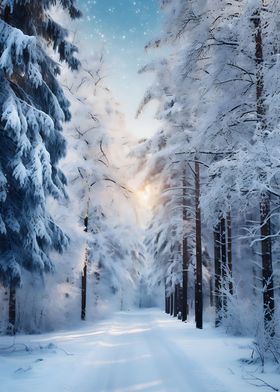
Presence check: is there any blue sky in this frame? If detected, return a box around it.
[76,0,160,52]
[76,0,163,138]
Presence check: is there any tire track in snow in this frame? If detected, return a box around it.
[145,313,227,392]
[88,310,228,392]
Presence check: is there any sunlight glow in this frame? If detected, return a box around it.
[92,354,152,366]
[109,327,151,336]
[105,380,163,392]
[137,185,152,206]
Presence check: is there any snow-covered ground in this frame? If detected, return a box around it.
[0,309,279,392]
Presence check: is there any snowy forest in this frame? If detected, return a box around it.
[1,0,280,391]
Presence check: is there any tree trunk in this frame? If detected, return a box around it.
[167,296,171,314]
[81,262,87,320]
[195,161,203,329]
[165,284,168,313]
[174,285,178,318]
[182,237,189,321]
[260,193,275,329]
[165,289,168,314]
[177,285,183,319]
[182,168,189,322]
[214,222,222,327]
[227,213,233,295]
[8,286,16,335]
[252,5,275,333]
[170,292,174,316]
[81,214,88,321]
[220,217,227,314]
[209,277,214,307]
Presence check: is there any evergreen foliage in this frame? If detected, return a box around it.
[0,0,81,288]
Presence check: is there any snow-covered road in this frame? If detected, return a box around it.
[0,309,278,392]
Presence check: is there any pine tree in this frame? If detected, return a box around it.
[0,0,81,332]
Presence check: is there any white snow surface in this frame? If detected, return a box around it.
[0,309,279,392]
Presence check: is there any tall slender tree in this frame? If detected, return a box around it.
[195,161,203,329]
[252,3,275,333]
[182,168,189,322]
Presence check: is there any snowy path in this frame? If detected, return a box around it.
[0,309,278,392]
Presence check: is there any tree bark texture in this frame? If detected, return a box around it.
[81,214,89,321]
[182,168,189,322]
[8,286,16,335]
[214,222,222,327]
[195,161,203,329]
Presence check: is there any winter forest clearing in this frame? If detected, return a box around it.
[1,0,280,391]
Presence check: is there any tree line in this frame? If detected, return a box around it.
[137,0,280,365]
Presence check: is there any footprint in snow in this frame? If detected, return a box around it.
[15,366,32,374]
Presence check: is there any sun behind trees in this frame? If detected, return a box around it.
[0,0,280,375]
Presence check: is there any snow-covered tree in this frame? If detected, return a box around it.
[56,46,144,320]
[0,0,81,332]
[135,46,212,325]
[142,0,280,360]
